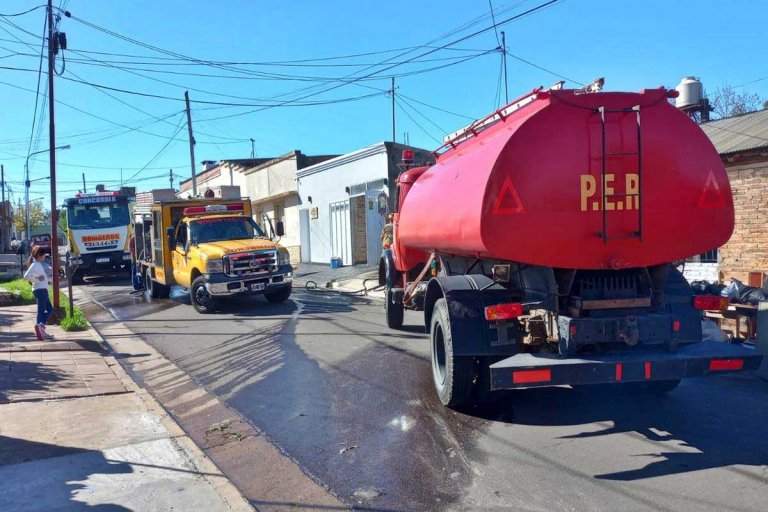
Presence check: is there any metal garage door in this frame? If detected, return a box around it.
[329,200,351,266]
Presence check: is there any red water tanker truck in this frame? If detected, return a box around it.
[380,84,762,407]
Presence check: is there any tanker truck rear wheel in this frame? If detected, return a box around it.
[385,287,404,329]
[430,298,474,407]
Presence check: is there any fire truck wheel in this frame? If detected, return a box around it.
[385,286,404,329]
[156,282,171,299]
[144,268,161,300]
[191,276,216,313]
[265,286,292,303]
[430,298,474,408]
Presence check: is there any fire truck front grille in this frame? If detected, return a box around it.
[223,250,277,277]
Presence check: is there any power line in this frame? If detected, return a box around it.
[504,50,583,85]
[0,78,197,141]
[124,115,187,183]
[395,98,442,144]
[0,5,46,17]
[488,0,502,48]
[397,95,448,136]
[64,1,560,113]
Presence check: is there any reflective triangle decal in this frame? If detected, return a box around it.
[697,171,726,208]
[492,175,525,214]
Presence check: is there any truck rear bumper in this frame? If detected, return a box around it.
[489,342,762,390]
[71,251,132,273]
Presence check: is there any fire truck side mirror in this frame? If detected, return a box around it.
[275,221,285,238]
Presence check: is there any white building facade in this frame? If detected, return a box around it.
[297,142,432,266]
[243,151,336,263]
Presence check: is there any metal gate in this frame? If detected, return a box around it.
[329,199,351,265]
[299,209,311,262]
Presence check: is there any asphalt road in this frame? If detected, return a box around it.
[79,276,768,512]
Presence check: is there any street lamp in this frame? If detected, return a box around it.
[25,144,70,240]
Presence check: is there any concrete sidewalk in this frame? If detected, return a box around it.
[0,303,252,511]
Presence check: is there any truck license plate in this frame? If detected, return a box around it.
[250,283,265,292]
[96,257,109,263]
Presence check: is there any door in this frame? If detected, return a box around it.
[329,200,352,265]
[351,195,367,265]
[171,222,191,287]
[299,209,311,262]
[365,189,388,265]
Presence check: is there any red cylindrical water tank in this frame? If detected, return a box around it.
[395,88,733,271]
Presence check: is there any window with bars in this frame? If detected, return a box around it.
[699,249,718,263]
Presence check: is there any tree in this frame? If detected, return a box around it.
[710,84,762,118]
[58,208,67,231]
[13,202,49,237]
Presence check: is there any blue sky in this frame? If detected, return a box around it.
[1,0,766,209]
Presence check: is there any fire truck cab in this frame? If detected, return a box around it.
[132,188,293,313]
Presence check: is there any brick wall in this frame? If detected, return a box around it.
[351,196,367,264]
[719,162,768,282]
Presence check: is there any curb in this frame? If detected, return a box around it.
[73,287,348,511]
[72,289,256,512]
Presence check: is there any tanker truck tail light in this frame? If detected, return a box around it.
[692,295,729,311]
[485,303,523,321]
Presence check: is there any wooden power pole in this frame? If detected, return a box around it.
[184,91,197,197]
[47,0,62,311]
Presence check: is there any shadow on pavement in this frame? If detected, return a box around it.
[0,435,132,511]
[0,360,68,402]
[466,374,768,482]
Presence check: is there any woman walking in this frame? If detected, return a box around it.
[23,245,54,341]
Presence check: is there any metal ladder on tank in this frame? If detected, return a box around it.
[596,105,642,244]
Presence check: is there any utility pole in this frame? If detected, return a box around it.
[169,168,174,190]
[0,164,5,251]
[390,77,396,143]
[47,0,62,310]
[501,31,509,104]
[250,138,255,159]
[81,172,86,194]
[184,91,197,197]
[120,168,123,188]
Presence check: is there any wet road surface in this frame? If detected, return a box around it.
[79,276,768,511]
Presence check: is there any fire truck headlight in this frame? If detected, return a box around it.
[205,259,224,274]
[278,250,291,267]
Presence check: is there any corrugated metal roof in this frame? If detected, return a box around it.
[699,109,768,155]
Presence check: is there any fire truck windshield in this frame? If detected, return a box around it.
[189,217,266,244]
[67,200,130,230]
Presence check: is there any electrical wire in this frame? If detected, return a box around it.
[124,115,187,183]
[395,98,442,144]
[397,95,448,135]
[504,50,583,86]
[24,13,47,176]
[0,5,46,17]
[488,0,502,48]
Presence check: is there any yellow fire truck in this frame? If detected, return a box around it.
[132,188,292,313]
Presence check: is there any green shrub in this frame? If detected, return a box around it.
[1,278,88,331]
[0,278,35,303]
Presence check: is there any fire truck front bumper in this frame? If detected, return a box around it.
[204,265,293,296]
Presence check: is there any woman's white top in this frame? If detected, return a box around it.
[23,261,49,290]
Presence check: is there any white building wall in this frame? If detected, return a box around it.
[298,145,390,265]
[246,155,302,263]
[683,262,719,283]
[178,163,248,197]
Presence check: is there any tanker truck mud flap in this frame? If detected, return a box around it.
[489,342,762,390]
[424,275,525,357]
